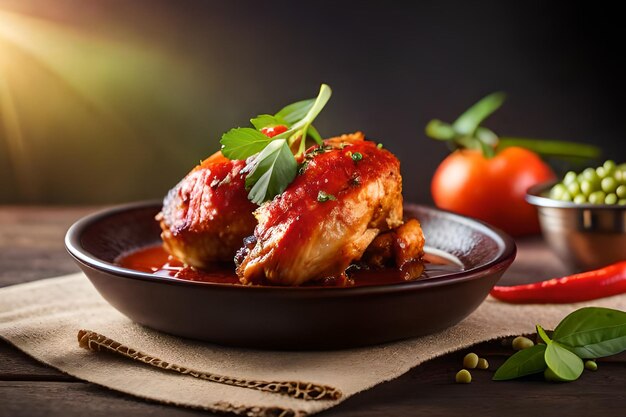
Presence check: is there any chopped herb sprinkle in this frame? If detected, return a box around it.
[351,152,363,162]
[317,191,337,202]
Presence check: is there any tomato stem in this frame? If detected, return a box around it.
[497,137,601,160]
[425,93,600,162]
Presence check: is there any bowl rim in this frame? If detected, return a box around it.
[65,200,516,296]
[527,181,626,210]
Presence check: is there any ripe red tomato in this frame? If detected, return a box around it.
[261,125,288,138]
[431,147,555,236]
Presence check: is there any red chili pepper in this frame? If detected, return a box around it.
[490,261,626,304]
[261,125,288,138]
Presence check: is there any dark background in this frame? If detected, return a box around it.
[0,0,624,205]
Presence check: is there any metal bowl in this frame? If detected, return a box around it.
[526,181,626,272]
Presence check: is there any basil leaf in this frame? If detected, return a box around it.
[425,119,455,140]
[275,98,315,125]
[250,114,286,130]
[569,335,626,359]
[544,341,584,381]
[537,325,552,344]
[245,139,297,205]
[220,128,272,160]
[452,92,505,136]
[553,307,626,359]
[493,344,547,381]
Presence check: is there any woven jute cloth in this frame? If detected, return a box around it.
[1,273,624,416]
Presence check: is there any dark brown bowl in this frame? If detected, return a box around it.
[65,201,516,350]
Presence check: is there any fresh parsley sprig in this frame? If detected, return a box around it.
[220,84,332,204]
[493,307,626,382]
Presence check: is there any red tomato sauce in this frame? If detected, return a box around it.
[117,245,462,287]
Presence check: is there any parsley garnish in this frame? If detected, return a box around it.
[245,140,297,204]
[317,191,337,202]
[220,84,332,204]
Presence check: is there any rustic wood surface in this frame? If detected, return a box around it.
[0,206,624,417]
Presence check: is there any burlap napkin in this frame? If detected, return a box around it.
[1,273,625,416]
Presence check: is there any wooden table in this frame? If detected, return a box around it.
[0,206,624,417]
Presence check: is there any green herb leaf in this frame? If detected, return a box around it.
[452,92,506,136]
[245,139,297,205]
[537,325,552,345]
[307,124,323,144]
[493,344,547,381]
[544,341,584,382]
[275,98,315,125]
[250,114,286,130]
[221,84,332,204]
[283,85,332,133]
[220,128,272,160]
[425,119,456,140]
[552,307,626,359]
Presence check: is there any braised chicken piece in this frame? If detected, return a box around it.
[361,218,425,280]
[236,132,410,286]
[361,219,425,268]
[157,152,257,268]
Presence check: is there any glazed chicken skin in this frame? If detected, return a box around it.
[236,132,412,286]
[158,152,257,268]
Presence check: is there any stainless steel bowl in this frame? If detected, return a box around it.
[526,181,626,272]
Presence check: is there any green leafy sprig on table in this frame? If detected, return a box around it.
[494,307,626,382]
[425,92,601,160]
[220,84,332,205]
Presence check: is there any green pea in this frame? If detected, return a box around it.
[477,358,489,370]
[550,184,568,200]
[583,167,599,182]
[585,360,598,371]
[463,353,479,369]
[567,182,581,196]
[512,336,534,351]
[580,180,595,197]
[601,177,618,194]
[603,160,616,173]
[605,193,618,205]
[589,191,606,204]
[555,161,626,205]
[563,171,577,185]
[455,369,472,384]
[619,199,626,206]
